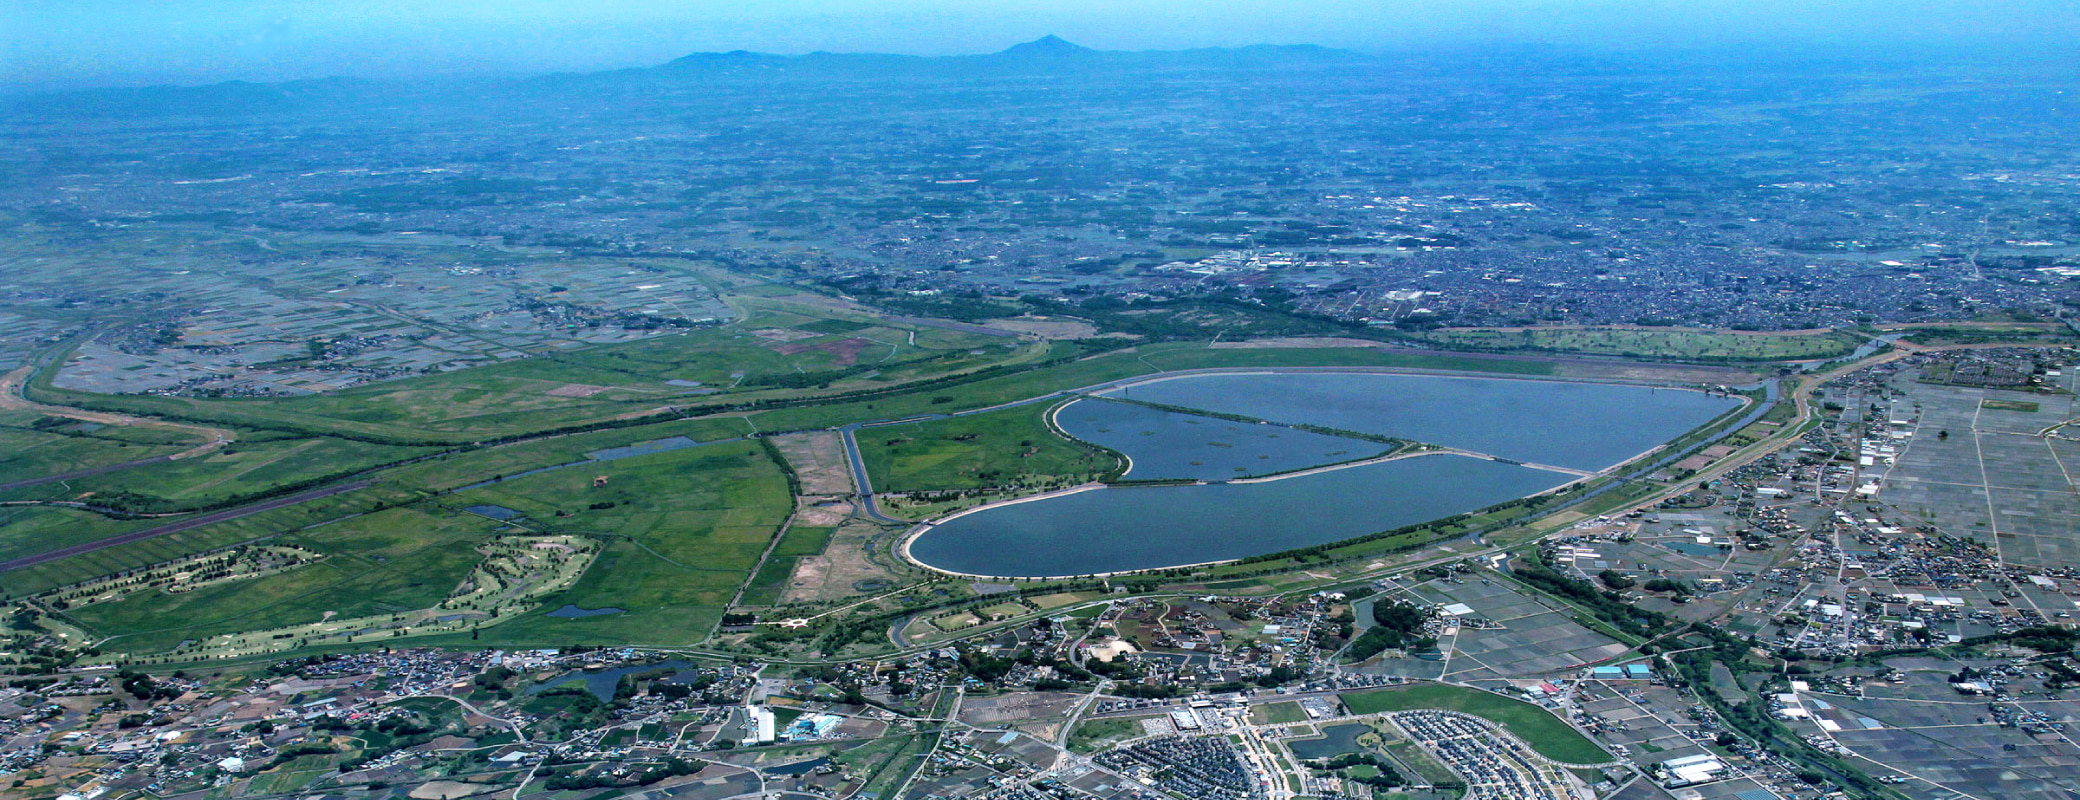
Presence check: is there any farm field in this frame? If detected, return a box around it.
[858,402,1121,493]
[3,329,1771,656]
[444,441,793,646]
[0,506,158,566]
[25,298,1032,445]
[60,506,507,656]
[0,411,198,484]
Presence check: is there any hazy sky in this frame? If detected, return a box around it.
[5,0,2076,90]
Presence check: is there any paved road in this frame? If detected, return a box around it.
[0,480,373,573]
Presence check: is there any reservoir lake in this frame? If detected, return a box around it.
[1104,372,1738,472]
[906,373,1740,577]
[907,455,1566,576]
[1053,397,1391,481]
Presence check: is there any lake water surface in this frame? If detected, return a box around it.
[1054,398,1387,481]
[906,372,1740,577]
[907,454,1566,576]
[1104,373,1736,471]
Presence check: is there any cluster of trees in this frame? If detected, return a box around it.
[1310,752,1405,787]
[1962,625,2079,654]
[472,665,516,700]
[1344,601,1437,661]
[1643,578,1692,601]
[119,670,181,702]
[543,757,704,790]
[1517,553,1672,640]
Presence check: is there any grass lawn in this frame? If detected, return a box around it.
[64,436,436,509]
[930,612,980,632]
[244,754,337,794]
[28,307,1023,444]
[1250,701,1309,725]
[0,414,194,486]
[453,441,792,647]
[1029,591,1098,610]
[1340,684,1609,764]
[1381,740,1459,787]
[376,416,752,495]
[771,525,834,557]
[1067,717,1146,754]
[61,506,503,654]
[0,506,157,565]
[1,485,421,596]
[738,556,799,606]
[1982,398,2040,412]
[858,402,1119,493]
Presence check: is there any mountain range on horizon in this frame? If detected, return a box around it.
[651,34,1359,75]
[0,35,1364,114]
[7,34,2048,114]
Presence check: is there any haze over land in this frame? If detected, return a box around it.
[4,6,2080,800]
[6,0,2080,89]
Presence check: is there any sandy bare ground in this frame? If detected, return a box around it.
[408,782,494,800]
[780,519,903,604]
[768,431,855,496]
[957,692,1083,725]
[982,316,1099,339]
[0,365,233,459]
[791,502,853,527]
[1210,336,1390,349]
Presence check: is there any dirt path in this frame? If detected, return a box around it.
[0,365,235,460]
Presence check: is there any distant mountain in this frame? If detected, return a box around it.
[659,49,792,71]
[994,35,1097,58]
[653,36,1363,78]
[6,37,1365,116]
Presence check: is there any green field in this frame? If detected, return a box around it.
[243,754,338,794]
[51,440,792,653]
[1409,327,1865,362]
[450,441,792,646]
[2,484,423,596]
[1381,739,1459,786]
[26,306,1027,444]
[1982,398,2041,412]
[1340,684,1609,764]
[771,525,834,557]
[59,436,435,510]
[739,556,800,607]
[1067,716,1147,754]
[0,411,197,484]
[858,402,1121,493]
[62,506,503,654]
[1250,701,1309,725]
[1895,323,2078,347]
[0,506,156,566]
[7,331,1666,660]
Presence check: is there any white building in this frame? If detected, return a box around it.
[1659,754,1726,787]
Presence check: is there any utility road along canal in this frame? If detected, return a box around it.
[903,371,1740,577]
